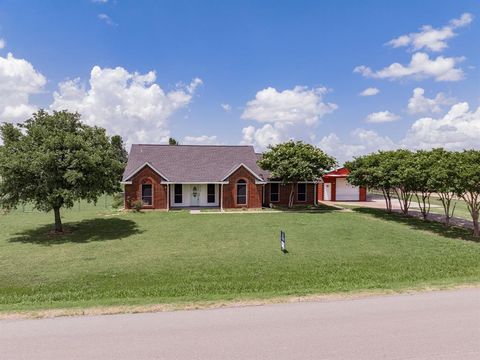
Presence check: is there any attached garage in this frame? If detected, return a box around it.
[318,167,367,202]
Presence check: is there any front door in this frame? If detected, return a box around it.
[191,185,200,206]
[324,183,332,201]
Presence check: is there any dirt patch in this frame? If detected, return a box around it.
[2,283,478,321]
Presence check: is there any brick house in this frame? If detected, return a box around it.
[121,144,319,210]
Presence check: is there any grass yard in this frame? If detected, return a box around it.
[0,200,479,313]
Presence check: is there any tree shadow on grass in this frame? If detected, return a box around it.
[271,204,342,213]
[352,207,478,243]
[8,217,143,246]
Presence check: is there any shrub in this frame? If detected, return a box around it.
[111,192,124,209]
[132,200,143,212]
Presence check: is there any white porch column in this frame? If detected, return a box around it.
[313,182,317,206]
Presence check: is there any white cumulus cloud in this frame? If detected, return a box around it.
[407,87,454,114]
[387,13,473,52]
[0,38,5,49]
[354,52,465,82]
[365,111,400,123]
[0,52,46,123]
[183,135,218,145]
[241,85,337,149]
[242,86,337,125]
[318,129,395,165]
[403,102,480,150]
[359,87,380,96]
[50,65,202,145]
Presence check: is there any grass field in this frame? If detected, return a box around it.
[370,191,473,221]
[0,199,479,313]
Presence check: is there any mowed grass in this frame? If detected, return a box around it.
[0,201,479,312]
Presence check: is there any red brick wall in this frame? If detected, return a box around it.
[359,186,367,201]
[265,183,315,206]
[317,178,336,201]
[124,166,167,210]
[223,166,263,209]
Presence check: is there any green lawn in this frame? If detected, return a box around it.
[0,200,479,313]
[370,191,473,221]
[427,196,472,220]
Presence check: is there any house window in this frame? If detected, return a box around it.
[207,184,215,203]
[297,183,307,202]
[174,184,183,203]
[236,179,247,205]
[142,184,153,205]
[270,183,279,202]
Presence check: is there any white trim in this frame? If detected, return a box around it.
[236,179,248,205]
[120,181,132,185]
[173,183,183,204]
[221,163,264,182]
[163,181,228,184]
[297,183,307,202]
[314,182,317,206]
[141,182,154,207]
[124,162,170,182]
[255,181,267,184]
[270,182,280,203]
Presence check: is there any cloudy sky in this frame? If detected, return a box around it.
[0,0,479,163]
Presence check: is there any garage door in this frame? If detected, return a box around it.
[336,178,359,201]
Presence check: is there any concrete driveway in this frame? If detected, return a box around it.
[1,288,479,360]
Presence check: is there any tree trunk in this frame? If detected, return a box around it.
[472,210,479,238]
[395,188,412,216]
[288,183,295,208]
[438,192,455,228]
[461,191,480,239]
[415,192,431,220]
[53,206,63,233]
[382,188,392,213]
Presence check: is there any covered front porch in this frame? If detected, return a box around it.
[167,183,226,210]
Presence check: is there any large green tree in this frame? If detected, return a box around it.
[386,149,416,215]
[0,110,125,233]
[456,150,480,238]
[346,152,395,213]
[427,149,461,227]
[258,141,336,208]
[411,150,434,220]
[111,135,128,169]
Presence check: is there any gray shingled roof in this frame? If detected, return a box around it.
[123,144,269,182]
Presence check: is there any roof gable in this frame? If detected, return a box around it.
[123,162,170,182]
[221,163,264,182]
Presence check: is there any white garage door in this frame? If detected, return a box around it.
[336,178,359,201]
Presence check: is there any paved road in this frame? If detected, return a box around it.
[1,288,479,360]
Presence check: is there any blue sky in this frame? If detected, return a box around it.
[0,0,479,163]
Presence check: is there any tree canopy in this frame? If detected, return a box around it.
[258,140,336,207]
[0,110,125,233]
[168,137,179,145]
[346,148,480,238]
